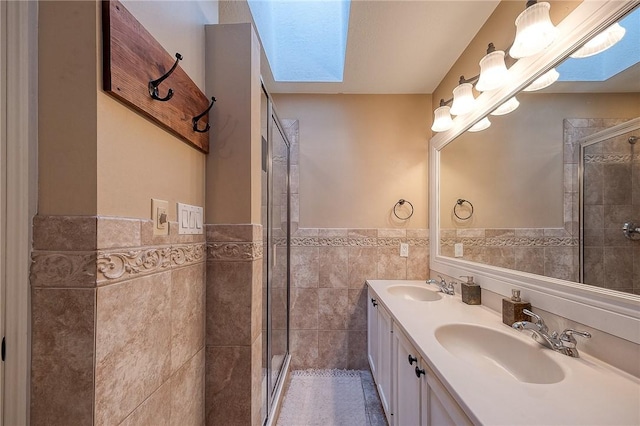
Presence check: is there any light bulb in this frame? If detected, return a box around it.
[476,49,509,92]
[491,97,520,116]
[469,117,491,132]
[431,106,454,132]
[570,23,626,58]
[450,83,476,116]
[523,68,559,92]
[510,2,558,59]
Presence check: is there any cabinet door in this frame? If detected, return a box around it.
[393,329,421,426]
[377,303,393,422]
[367,288,379,379]
[420,366,472,426]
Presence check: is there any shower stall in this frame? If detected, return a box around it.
[579,118,639,294]
[260,84,291,425]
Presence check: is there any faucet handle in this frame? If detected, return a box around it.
[522,309,548,331]
[559,329,591,348]
[522,309,541,323]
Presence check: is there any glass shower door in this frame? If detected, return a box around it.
[268,113,289,400]
[580,122,639,293]
[261,85,290,425]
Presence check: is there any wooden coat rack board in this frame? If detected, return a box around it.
[102,0,211,153]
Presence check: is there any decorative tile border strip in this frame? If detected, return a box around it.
[287,236,429,248]
[96,242,206,284]
[171,243,207,266]
[31,243,207,287]
[97,247,172,283]
[206,242,263,262]
[30,251,97,287]
[441,236,577,248]
[584,154,634,164]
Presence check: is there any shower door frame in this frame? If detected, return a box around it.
[262,82,291,426]
[578,117,640,283]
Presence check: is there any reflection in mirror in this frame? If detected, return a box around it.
[439,6,640,295]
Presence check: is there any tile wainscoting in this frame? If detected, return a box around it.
[288,228,429,370]
[31,216,205,426]
[440,227,578,282]
[205,224,263,426]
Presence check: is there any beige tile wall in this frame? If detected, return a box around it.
[578,123,640,294]
[440,227,578,281]
[205,224,263,426]
[30,216,206,426]
[289,228,429,369]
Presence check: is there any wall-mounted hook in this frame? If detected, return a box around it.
[148,52,182,101]
[192,97,216,133]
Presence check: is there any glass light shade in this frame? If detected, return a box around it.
[509,2,558,59]
[450,83,476,116]
[468,117,491,132]
[491,96,520,116]
[476,50,509,92]
[431,106,454,132]
[570,23,626,58]
[523,68,559,91]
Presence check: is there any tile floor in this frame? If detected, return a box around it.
[277,369,387,426]
[359,369,388,426]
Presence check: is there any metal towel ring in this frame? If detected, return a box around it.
[393,199,414,221]
[454,199,474,220]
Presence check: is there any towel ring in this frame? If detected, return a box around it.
[393,199,414,221]
[454,199,474,220]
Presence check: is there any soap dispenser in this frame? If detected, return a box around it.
[502,289,531,326]
[460,275,481,305]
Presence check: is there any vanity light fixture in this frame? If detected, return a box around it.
[431,102,454,132]
[476,43,509,92]
[510,1,558,59]
[450,80,477,116]
[490,96,520,116]
[523,67,559,91]
[468,117,491,132]
[570,22,626,58]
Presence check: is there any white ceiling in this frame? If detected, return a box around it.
[220,0,501,94]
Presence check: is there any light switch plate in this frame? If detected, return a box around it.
[151,199,169,236]
[400,243,409,258]
[177,203,204,235]
[454,243,464,257]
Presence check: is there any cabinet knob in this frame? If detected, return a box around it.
[408,354,418,365]
[371,298,378,307]
[415,366,426,378]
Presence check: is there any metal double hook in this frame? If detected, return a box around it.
[149,52,182,101]
[193,97,216,133]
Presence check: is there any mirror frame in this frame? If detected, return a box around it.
[429,0,640,344]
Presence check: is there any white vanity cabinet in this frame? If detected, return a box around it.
[393,326,472,426]
[420,367,472,426]
[393,327,421,426]
[367,288,394,423]
[368,286,472,426]
[367,290,379,378]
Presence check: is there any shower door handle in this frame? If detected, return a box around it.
[623,222,640,240]
[273,243,277,267]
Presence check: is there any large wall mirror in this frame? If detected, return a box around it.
[430,0,640,343]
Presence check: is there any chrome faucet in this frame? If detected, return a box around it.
[512,309,591,358]
[426,275,455,295]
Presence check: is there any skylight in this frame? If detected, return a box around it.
[248,0,351,82]
[558,8,640,82]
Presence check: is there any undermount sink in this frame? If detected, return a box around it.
[435,324,565,384]
[386,285,442,301]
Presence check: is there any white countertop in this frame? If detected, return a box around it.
[367,279,640,426]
